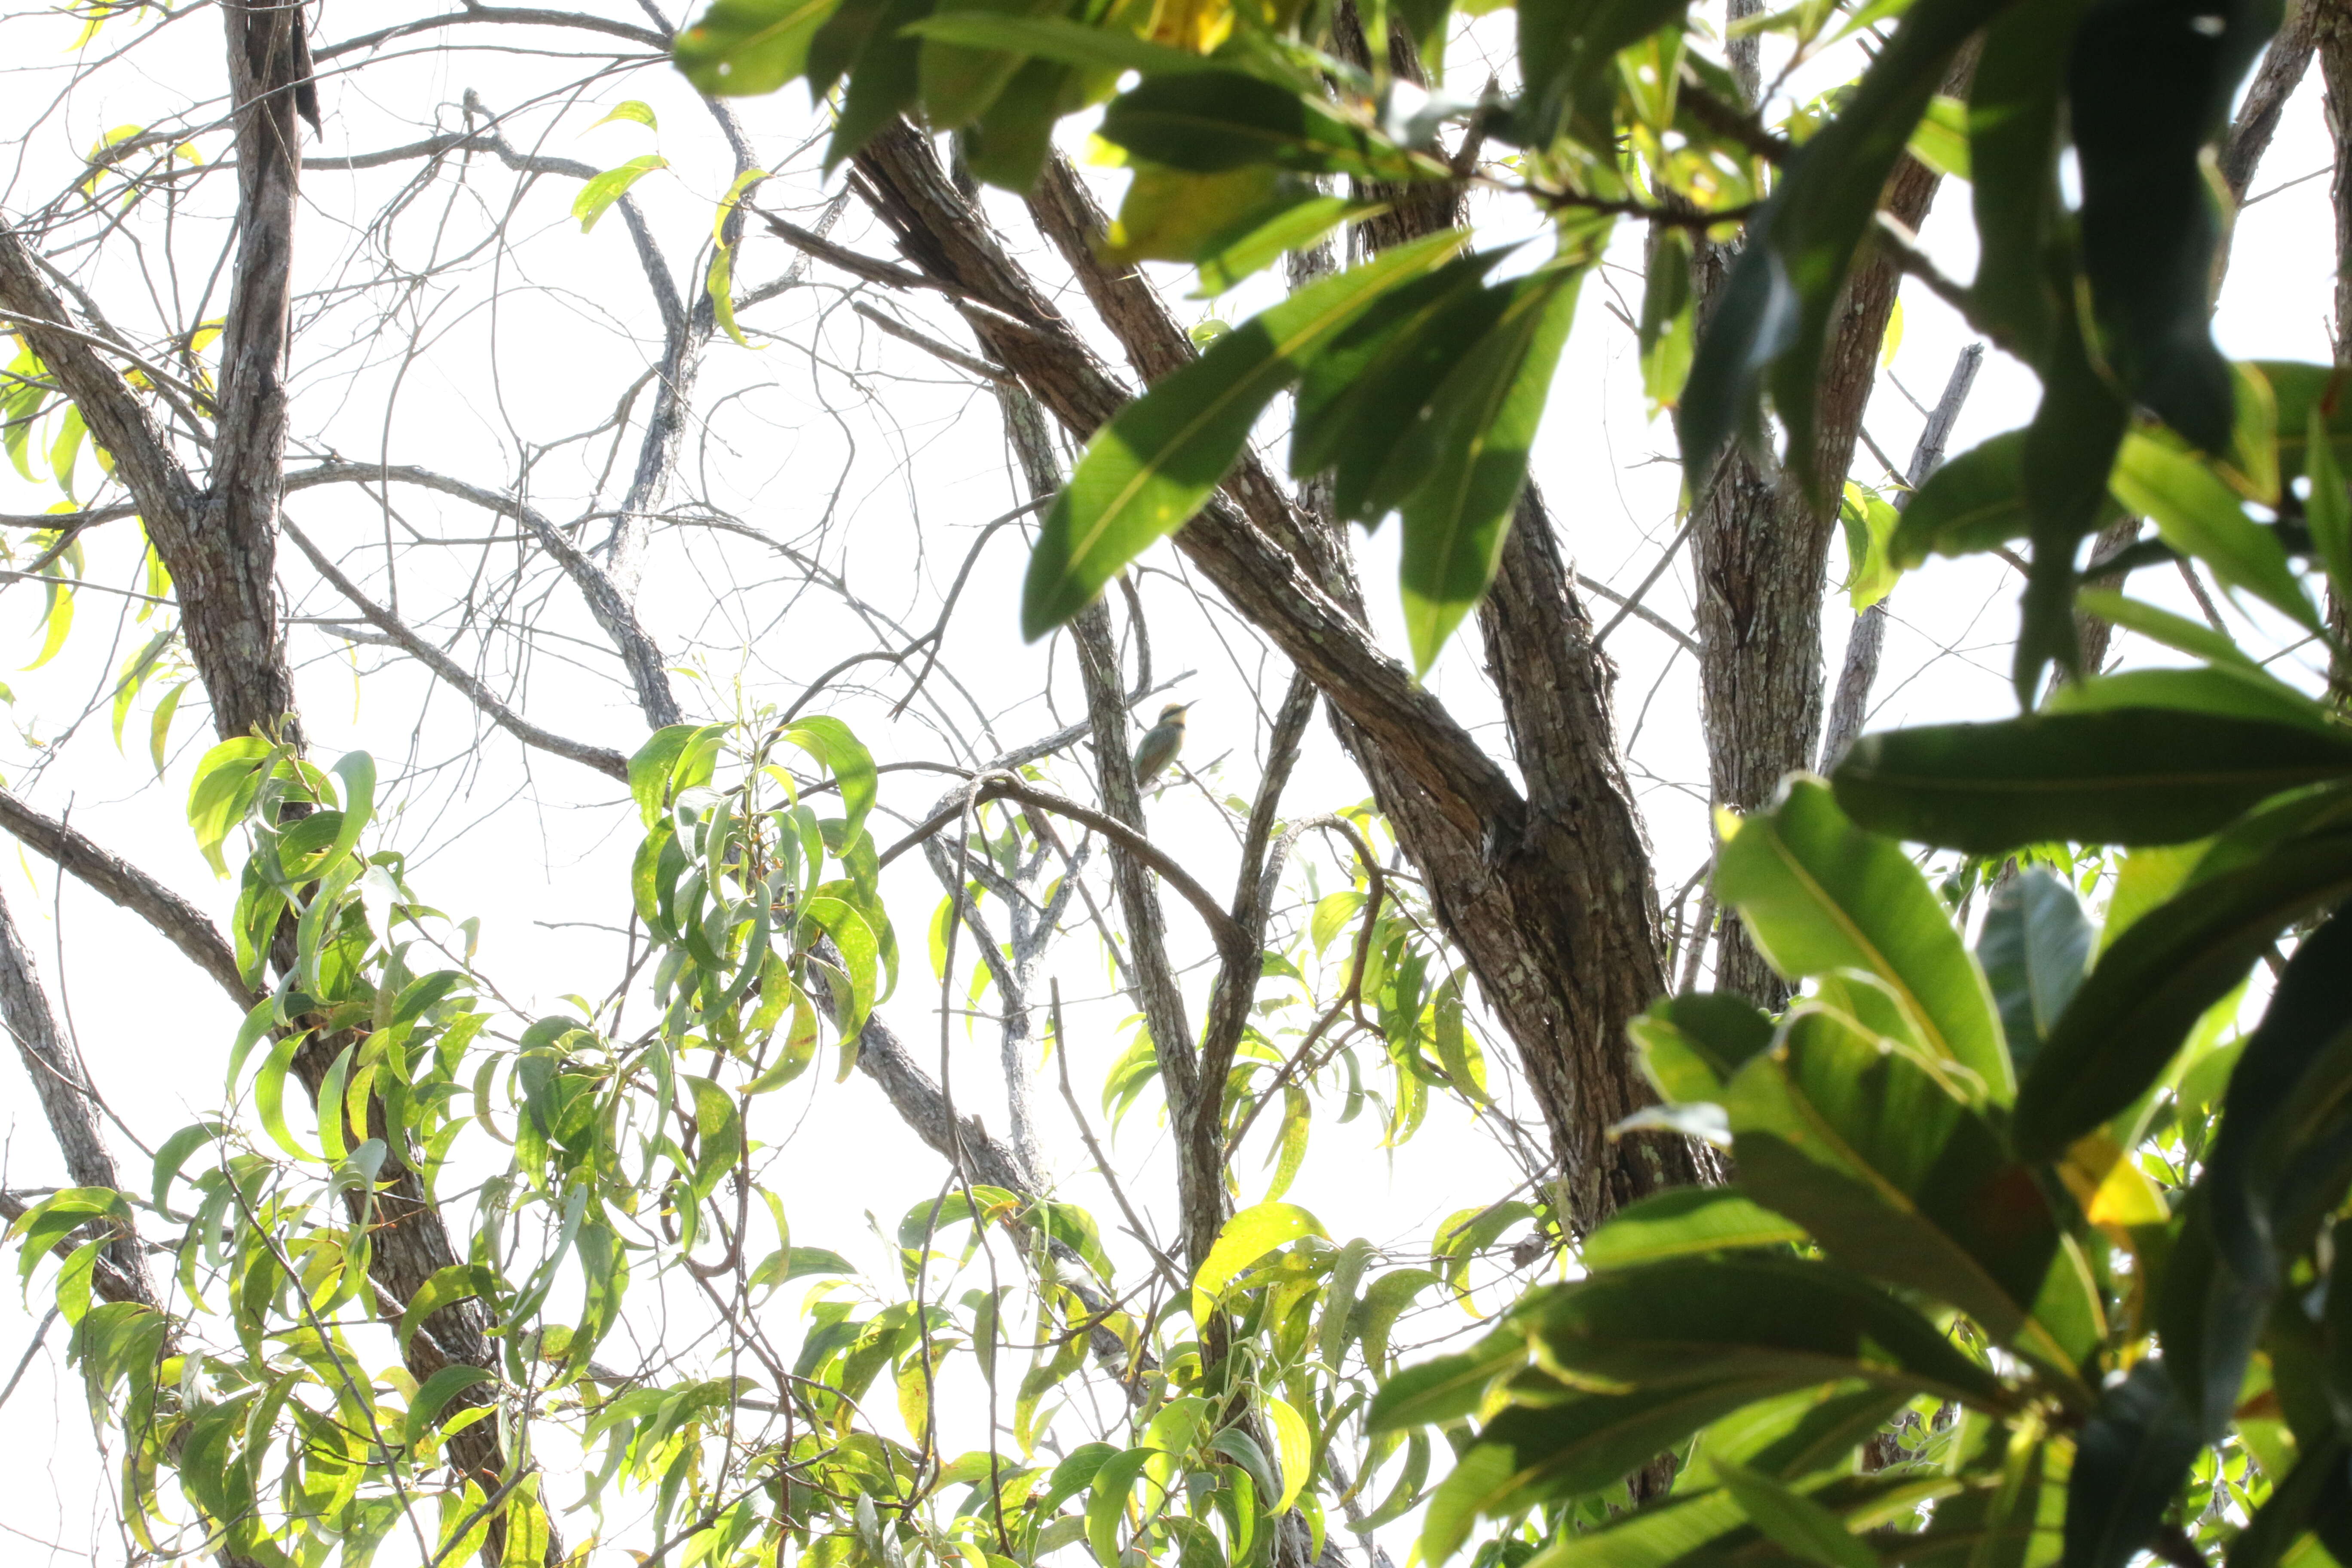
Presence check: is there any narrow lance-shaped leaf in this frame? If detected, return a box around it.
[1022,229,1464,638]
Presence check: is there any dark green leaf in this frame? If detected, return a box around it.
[827,0,932,165]
[916,0,1065,131]
[899,11,1216,76]
[2043,665,2335,733]
[1833,709,2352,853]
[959,56,1074,190]
[2223,1435,2350,1568]
[1022,229,1463,637]
[2202,909,2352,1296]
[2015,283,2130,700]
[1366,1330,1531,1431]
[2063,1361,2200,1568]
[1419,1381,1803,1564]
[1398,260,1586,671]
[1965,0,2092,355]
[2016,840,2352,1161]
[1516,0,1692,146]
[2068,0,2284,452]
[2110,435,2321,631]
[1714,1461,1878,1568]
[1975,867,2090,1074]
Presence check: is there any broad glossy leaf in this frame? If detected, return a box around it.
[675,0,844,93]
[2069,0,2282,453]
[1022,228,1462,637]
[1102,165,1282,264]
[1086,1446,1158,1568]
[1834,710,2352,853]
[1290,248,1515,516]
[824,0,931,165]
[1399,260,1585,671]
[2015,286,2131,699]
[1975,867,2090,1074]
[2064,1361,2201,1568]
[1727,1008,2101,1393]
[1578,1187,1807,1270]
[900,11,1216,75]
[2306,403,2352,600]
[1097,70,1433,179]
[2015,836,2352,1161]
[1366,1325,1530,1431]
[2072,587,2281,677]
[1717,777,2009,1097]
[1516,0,1692,146]
[960,55,1074,190]
[1528,1254,2009,1407]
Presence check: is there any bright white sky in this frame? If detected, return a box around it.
[0,2,2338,1561]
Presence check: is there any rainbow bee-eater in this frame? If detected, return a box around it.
[1131,702,1192,789]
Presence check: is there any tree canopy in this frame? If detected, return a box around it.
[0,2,2349,1568]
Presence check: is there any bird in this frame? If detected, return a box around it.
[1131,702,1192,790]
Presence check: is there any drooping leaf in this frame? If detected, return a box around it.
[1190,1199,1326,1326]
[1096,70,1436,180]
[2068,0,2284,453]
[1398,259,1586,671]
[2110,435,2321,631]
[571,155,669,232]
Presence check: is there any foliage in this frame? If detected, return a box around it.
[1372,367,2352,1563]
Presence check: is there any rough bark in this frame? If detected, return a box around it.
[839,121,1718,1228]
[1693,105,1950,1010]
[2323,0,2352,700]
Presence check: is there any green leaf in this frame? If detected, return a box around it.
[1904,94,1970,180]
[1529,1254,2010,1408]
[1266,1395,1312,1511]
[1964,0,2086,356]
[675,0,844,95]
[782,715,876,843]
[572,155,668,233]
[1191,1199,1325,1325]
[1713,1461,1878,1568]
[399,1263,498,1356]
[2306,403,2352,600]
[1086,1447,1158,1568]
[899,11,1217,77]
[1579,1187,1808,1270]
[1886,430,2027,567]
[2069,0,2280,453]
[2063,1362,2200,1568]
[630,723,728,827]
[1290,247,1515,520]
[1041,1442,1118,1514]
[2072,586,2272,675]
[1399,260,1585,672]
[587,99,660,132]
[913,0,1065,129]
[1974,867,2090,1074]
[1516,0,1693,147]
[1834,710,2352,854]
[1626,992,1776,1103]
[2044,665,2334,734]
[1727,1007,2101,1393]
[821,0,931,163]
[1716,777,2009,1098]
[404,1365,498,1447]
[2110,435,2320,631]
[1021,229,1464,637]
[2016,286,2131,700]
[1097,70,1435,180]
[2015,835,2352,1161]
[1366,1329,1530,1432]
